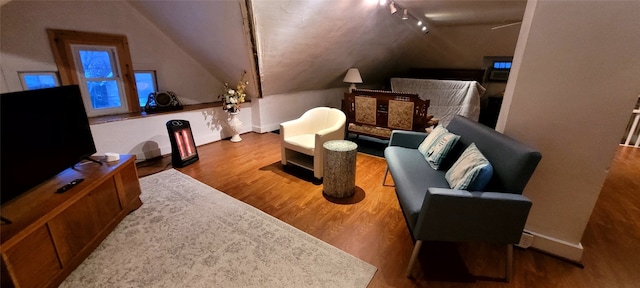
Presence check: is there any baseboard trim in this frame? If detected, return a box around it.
[526,230,584,263]
[253,123,280,134]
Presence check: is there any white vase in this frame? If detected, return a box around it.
[228,111,243,142]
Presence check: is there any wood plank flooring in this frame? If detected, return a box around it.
[136,132,640,288]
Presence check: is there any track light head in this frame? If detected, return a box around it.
[402,9,409,20]
[389,2,397,14]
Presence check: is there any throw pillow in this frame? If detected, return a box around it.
[417,125,447,156]
[445,143,493,190]
[425,132,460,170]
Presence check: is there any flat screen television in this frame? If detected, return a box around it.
[1,85,97,205]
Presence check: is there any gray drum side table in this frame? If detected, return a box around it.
[323,140,357,198]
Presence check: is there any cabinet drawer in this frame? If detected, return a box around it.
[3,225,61,288]
[48,178,121,266]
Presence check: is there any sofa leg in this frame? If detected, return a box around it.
[406,240,423,278]
[505,244,513,282]
[382,167,390,186]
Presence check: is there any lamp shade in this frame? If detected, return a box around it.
[343,68,363,84]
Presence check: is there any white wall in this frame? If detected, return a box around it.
[0,0,223,103]
[253,88,345,133]
[91,104,253,161]
[498,0,640,261]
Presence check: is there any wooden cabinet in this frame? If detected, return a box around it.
[0,155,142,288]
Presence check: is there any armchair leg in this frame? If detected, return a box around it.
[505,244,513,282]
[406,240,423,278]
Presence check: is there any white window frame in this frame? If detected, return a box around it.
[71,44,128,116]
[18,71,60,90]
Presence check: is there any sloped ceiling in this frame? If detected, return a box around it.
[127,0,258,97]
[127,0,526,97]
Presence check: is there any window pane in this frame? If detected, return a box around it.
[23,75,57,90]
[79,50,114,78]
[86,80,122,109]
[134,72,156,107]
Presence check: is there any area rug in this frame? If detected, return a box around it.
[60,169,376,287]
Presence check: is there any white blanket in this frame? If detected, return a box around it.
[390,78,485,126]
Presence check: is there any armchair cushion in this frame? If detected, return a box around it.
[445,143,493,190]
[283,134,315,154]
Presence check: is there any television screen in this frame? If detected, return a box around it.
[1,85,97,204]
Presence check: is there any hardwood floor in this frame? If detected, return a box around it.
[136,132,640,288]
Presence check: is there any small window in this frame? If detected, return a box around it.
[134,71,158,107]
[19,72,59,90]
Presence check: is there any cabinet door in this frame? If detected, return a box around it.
[3,225,61,288]
[115,163,142,209]
[48,178,121,266]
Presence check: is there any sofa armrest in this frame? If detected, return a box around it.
[413,187,532,244]
[388,130,428,149]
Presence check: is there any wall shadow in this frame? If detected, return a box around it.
[130,141,161,160]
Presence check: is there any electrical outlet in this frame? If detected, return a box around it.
[516,232,534,248]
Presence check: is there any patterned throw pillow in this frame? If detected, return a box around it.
[445,143,493,190]
[417,125,447,155]
[425,132,460,170]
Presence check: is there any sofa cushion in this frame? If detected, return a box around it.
[445,143,493,190]
[426,132,460,170]
[385,146,450,229]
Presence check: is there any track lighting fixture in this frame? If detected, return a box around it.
[380,1,428,37]
[389,1,397,14]
[402,9,409,20]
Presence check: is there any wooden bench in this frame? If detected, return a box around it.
[342,89,433,139]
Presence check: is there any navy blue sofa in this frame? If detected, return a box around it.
[383,115,542,279]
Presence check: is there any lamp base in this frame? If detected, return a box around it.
[348,83,357,93]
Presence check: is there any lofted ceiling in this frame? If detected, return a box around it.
[7,0,526,98]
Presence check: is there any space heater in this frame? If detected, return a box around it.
[166,119,199,167]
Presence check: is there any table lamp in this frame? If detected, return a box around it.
[343,68,363,92]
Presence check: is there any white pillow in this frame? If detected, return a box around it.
[426,132,460,170]
[417,125,447,155]
[445,143,493,190]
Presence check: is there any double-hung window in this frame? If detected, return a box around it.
[71,45,128,115]
[48,29,139,117]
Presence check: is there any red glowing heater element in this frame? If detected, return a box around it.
[174,128,196,160]
[167,120,199,167]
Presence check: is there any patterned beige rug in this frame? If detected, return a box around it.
[61,169,376,287]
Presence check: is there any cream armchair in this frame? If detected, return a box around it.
[280,107,347,179]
